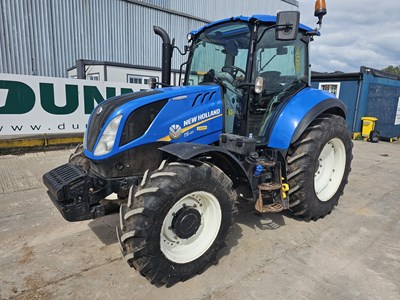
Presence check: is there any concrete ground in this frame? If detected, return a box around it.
[0,141,399,300]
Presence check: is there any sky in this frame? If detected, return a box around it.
[298,0,400,73]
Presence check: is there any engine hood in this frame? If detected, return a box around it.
[84,85,224,160]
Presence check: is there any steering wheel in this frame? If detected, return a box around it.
[222,66,246,79]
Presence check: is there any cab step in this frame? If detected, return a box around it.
[255,182,290,213]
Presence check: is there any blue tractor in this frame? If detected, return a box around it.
[43,1,352,286]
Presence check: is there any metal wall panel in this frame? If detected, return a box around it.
[0,0,298,78]
[140,0,298,20]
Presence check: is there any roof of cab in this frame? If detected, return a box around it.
[190,15,315,36]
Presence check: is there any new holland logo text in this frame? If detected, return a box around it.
[183,109,221,127]
[169,124,182,140]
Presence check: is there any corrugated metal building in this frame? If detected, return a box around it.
[311,67,400,140]
[0,0,298,78]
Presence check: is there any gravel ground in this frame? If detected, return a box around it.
[0,140,399,300]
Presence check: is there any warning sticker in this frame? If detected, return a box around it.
[395,97,400,125]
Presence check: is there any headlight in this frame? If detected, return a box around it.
[94,115,122,156]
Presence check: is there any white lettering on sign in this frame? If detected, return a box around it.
[0,88,9,107]
[0,73,142,135]
[395,96,400,126]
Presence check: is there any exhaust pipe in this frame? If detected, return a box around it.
[153,26,172,86]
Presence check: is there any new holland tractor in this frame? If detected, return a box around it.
[43,0,352,286]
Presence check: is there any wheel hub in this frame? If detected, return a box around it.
[314,138,346,201]
[160,191,222,264]
[172,207,201,239]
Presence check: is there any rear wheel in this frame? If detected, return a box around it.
[287,115,352,220]
[117,160,237,286]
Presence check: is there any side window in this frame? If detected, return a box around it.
[254,30,307,81]
[188,43,225,85]
[256,45,306,78]
[87,73,100,81]
[128,76,142,84]
[127,75,158,85]
[234,49,248,72]
[319,82,341,97]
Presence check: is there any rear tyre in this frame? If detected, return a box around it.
[287,115,352,220]
[117,160,237,286]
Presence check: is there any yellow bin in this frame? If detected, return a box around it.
[361,116,378,140]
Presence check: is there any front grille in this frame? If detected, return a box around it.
[120,99,168,146]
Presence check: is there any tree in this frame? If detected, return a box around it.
[382,65,400,75]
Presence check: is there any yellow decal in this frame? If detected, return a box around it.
[197,125,208,131]
[295,46,301,75]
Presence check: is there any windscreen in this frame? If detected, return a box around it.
[186,22,251,86]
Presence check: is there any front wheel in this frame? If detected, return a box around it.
[117,160,237,286]
[287,114,353,220]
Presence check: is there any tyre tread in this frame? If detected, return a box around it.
[118,160,237,286]
[287,114,353,221]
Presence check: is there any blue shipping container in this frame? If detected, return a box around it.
[311,66,400,139]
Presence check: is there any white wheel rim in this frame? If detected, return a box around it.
[314,138,346,202]
[160,191,221,264]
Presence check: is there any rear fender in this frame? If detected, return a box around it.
[267,88,347,149]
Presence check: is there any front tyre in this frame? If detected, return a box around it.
[117,161,237,286]
[287,115,353,220]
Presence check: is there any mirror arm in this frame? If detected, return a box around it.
[173,45,190,56]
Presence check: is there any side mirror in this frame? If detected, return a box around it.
[276,11,300,41]
[149,77,157,89]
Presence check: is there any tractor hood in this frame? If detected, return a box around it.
[84,85,224,160]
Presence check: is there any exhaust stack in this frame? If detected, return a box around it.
[153,26,172,86]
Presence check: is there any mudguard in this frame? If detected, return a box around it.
[159,143,252,186]
[267,87,347,150]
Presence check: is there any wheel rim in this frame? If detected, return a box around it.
[160,191,222,264]
[314,138,346,202]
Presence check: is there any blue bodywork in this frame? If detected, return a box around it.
[85,85,224,160]
[267,87,339,149]
[84,85,342,160]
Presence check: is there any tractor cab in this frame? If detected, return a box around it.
[184,14,312,144]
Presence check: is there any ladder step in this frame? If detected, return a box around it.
[255,202,284,213]
[259,182,281,191]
